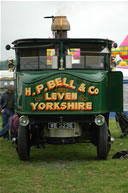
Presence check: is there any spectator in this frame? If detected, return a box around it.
[0,85,14,140]
[9,113,19,147]
[0,122,10,137]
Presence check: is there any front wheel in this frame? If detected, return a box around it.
[97,122,111,160]
[17,125,30,161]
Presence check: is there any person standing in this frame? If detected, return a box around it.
[0,85,14,140]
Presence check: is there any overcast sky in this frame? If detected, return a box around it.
[0,0,128,60]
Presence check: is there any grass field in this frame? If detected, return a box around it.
[0,117,128,193]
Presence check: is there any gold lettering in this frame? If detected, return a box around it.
[29,101,93,111]
[77,102,85,110]
[94,88,99,95]
[36,84,44,94]
[65,93,71,100]
[25,88,31,96]
[68,80,75,89]
[30,102,38,111]
[88,86,99,95]
[74,102,78,110]
[88,86,95,95]
[78,83,86,93]
[47,80,55,90]
[38,103,45,111]
[62,78,68,87]
[46,103,53,110]
[53,102,60,110]
[67,102,74,110]
[60,102,67,110]
[45,93,51,101]
[55,78,62,87]
[57,93,65,100]
[85,102,92,110]
[80,102,85,110]
[71,93,77,100]
[51,93,57,101]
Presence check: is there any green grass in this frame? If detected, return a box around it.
[0,117,128,193]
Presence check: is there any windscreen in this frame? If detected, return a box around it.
[64,43,110,70]
[18,41,110,70]
[19,44,59,70]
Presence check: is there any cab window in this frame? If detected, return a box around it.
[19,44,59,70]
[65,43,110,70]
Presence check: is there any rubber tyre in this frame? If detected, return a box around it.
[97,122,110,160]
[17,125,30,161]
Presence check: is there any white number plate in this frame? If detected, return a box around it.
[48,122,75,129]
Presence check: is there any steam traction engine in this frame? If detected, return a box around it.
[6,16,123,160]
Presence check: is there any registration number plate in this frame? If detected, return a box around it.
[48,122,75,129]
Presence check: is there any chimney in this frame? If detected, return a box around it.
[51,16,70,38]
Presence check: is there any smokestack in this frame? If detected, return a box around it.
[51,16,70,38]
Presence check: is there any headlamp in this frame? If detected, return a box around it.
[95,115,105,126]
[19,115,29,126]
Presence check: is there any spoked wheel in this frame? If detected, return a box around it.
[97,122,111,160]
[17,125,30,161]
